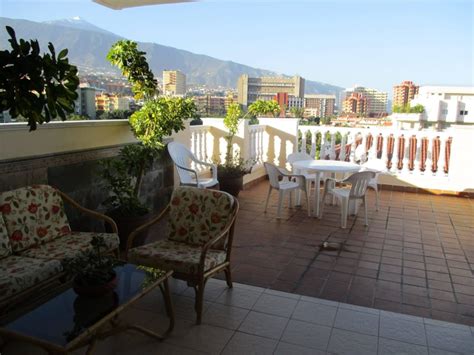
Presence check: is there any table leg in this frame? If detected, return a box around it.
[159,278,175,334]
[313,173,321,218]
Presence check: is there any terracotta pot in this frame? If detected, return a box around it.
[106,211,151,250]
[218,173,244,197]
[73,272,117,297]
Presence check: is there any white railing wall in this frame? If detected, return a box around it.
[173,119,473,193]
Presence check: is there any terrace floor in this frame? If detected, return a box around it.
[222,180,474,327]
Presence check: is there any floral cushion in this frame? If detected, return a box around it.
[0,214,11,259]
[0,256,62,302]
[128,239,226,275]
[20,232,119,261]
[0,185,71,252]
[168,187,234,249]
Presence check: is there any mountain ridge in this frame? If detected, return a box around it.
[0,17,343,94]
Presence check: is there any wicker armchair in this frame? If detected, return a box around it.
[126,186,239,324]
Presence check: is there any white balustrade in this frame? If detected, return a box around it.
[297,125,453,182]
[189,125,211,172]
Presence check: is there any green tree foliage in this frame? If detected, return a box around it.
[393,103,424,113]
[103,40,197,216]
[0,26,79,131]
[130,97,197,150]
[290,107,305,118]
[248,99,281,117]
[67,114,89,121]
[107,40,157,100]
[223,103,243,164]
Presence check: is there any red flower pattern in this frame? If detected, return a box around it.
[178,227,188,236]
[211,213,221,224]
[36,227,48,238]
[28,203,38,213]
[11,230,23,241]
[52,205,60,214]
[188,203,199,215]
[171,197,180,206]
[0,204,11,214]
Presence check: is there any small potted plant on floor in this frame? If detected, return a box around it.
[63,236,123,297]
[217,103,254,196]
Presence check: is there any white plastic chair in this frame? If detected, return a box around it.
[320,171,376,228]
[287,152,316,205]
[354,144,380,211]
[264,162,310,218]
[167,141,218,188]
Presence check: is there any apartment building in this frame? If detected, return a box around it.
[304,94,336,118]
[342,92,369,116]
[95,93,130,112]
[344,86,388,116]
[163,70,186,96]
[237,75,305,108]
[194,95,226,116]
[74,86,97,119]
[393,80,419,108]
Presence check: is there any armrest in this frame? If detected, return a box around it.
[174,162,199,183]
[125,205,170,254]
[195,160,217,180]
[58,191,118,234]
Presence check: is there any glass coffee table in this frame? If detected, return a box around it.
[0,264,174,354]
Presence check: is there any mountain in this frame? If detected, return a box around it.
[0,17,343,94]
[43,17,116,36]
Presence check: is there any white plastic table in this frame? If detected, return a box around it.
[292,160,361,217]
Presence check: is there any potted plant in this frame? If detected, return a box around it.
[102,40,197,249]
[0,26,79,130]
[217,103,253,196]
[63,236,124,297]
[247,99,281,118]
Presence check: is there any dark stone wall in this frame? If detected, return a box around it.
[0,144,174,232]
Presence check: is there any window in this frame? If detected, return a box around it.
[442,109,448,114]
[460,110,469,115]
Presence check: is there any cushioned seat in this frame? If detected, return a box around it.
[128,239,226,275]
[20,232,120,261]
[0,256,62,302]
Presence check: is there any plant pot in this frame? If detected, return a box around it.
[73,271,117,297]
[217,173,244,197]
[106,210,151,250]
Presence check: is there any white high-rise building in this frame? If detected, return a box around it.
[392,86,474,129]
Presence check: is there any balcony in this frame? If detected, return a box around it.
[1,119,473,353]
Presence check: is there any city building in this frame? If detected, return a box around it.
[74,85,97,119]
[342,92,369,116]
[392,86,474,129]
[304,94,336,118]
[237,75,305,108]
[163,70,186,96]
[393,80,419,109]
[343,86,388,116]
[95,93,130,112]
[193,95,226,116]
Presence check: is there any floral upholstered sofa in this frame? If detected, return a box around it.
[0,185,119,310]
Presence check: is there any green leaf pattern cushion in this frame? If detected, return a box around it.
[0,185,71,252]
[0,214,12,259]
[167,187,234,249]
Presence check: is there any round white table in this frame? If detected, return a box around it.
[292,160,361,217]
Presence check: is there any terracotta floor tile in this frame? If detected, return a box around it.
[230,181,474,326]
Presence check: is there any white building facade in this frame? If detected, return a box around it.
[392,86,474,129]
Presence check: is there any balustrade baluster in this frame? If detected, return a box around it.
[310,131,317,158]
[437,136,447,176]
[301,129,307,154]
[340,134,346,161]
[381,133,389,169]
[414,135,421,174]
[402,135,410,174]
[392,133,399,171]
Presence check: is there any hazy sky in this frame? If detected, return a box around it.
[1,0,472,92]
